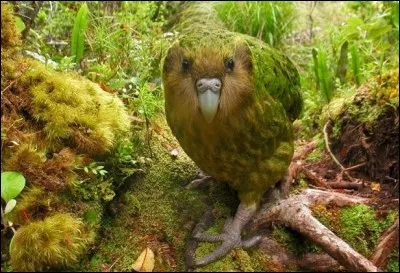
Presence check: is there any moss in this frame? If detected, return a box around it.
[310,204,341,234]
[339,204,397,257]
[290,178,309,194]
[7,186,58,225]
[10,213,95,272]
[1,3,134,271]
[304,135,325,162]
[70,116,270,272]
[234,249,254,271]
[386,248,399,272]
[272,226,322,255]
[13,58,131,156]
[4,144,80,191]
[325,69,399,142]
[1,2,21,58]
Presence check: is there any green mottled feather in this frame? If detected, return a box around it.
[163,2,302,205]
[172,3,303,121]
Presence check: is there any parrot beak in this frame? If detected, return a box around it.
[196,78,221,123]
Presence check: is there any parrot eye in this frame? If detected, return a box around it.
[182,59,191,72]
[225,58,234,73]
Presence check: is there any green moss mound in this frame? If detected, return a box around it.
[321,69,399,182]
[312,203,397,258]
[1,3,132,271]
[1,2,21,57]
[10,213,95,272]
[3,57,131,156]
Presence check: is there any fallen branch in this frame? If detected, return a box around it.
[293,140,317,161]
[297,163,331,189]
[329,181,362,190]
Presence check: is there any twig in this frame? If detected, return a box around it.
[323,120,354,181]
[105,256,122,272]
[343,162,367,172]
[1,80,16,94]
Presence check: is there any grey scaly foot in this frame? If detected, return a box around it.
[186,170,215,189]
[193,202,262,267]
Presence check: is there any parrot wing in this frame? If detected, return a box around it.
[244,35,303,121]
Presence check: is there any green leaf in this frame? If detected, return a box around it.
[312,48,320,90]
[71,3,89,63]
[1,172,26,202]
[14,17,26,33]
[92,169,98,175]
[84,166,89,173]
[317,49,333,103]
[4,199,17,214]
[9,234,15,255]
[350,44,361,86]
[336,41,349,84]
[84,209,99,225]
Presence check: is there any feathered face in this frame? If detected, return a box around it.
[163,42,254,124]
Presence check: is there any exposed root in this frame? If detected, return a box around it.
[258,236,342,272]
[370,216,399,269]
[252,188,378,272]
[323,120,354,182]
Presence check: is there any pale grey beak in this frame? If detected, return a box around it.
[196,78,221,123]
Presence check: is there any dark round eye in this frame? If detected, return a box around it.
[182,59,190,72]
[225,58,234,72]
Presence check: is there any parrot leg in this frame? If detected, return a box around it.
[186,170,214,189]
[192,202,262,267]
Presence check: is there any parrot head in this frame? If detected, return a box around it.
[162,38,254,124]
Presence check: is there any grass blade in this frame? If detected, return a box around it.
[71,3,89,64]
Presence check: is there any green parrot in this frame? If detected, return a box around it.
[162,3,302,267]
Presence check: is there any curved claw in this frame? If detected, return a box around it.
[196,241,235,267]
[186,176,214,189]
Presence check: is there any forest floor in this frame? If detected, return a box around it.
[69,118,399,272]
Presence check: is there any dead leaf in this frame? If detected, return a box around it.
[132,247,155,272]
[371,182,381,192]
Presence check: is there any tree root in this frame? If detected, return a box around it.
[370,216,399,269]
[252,187,379,272]
[323,120,354,182]
[184,140,392,271]
[258,236,342,272]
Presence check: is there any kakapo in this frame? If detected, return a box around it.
[162,3,303,267]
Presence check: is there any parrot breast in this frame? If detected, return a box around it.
[166,89,294,205]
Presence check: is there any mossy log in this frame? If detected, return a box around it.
[326,70,399,184]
